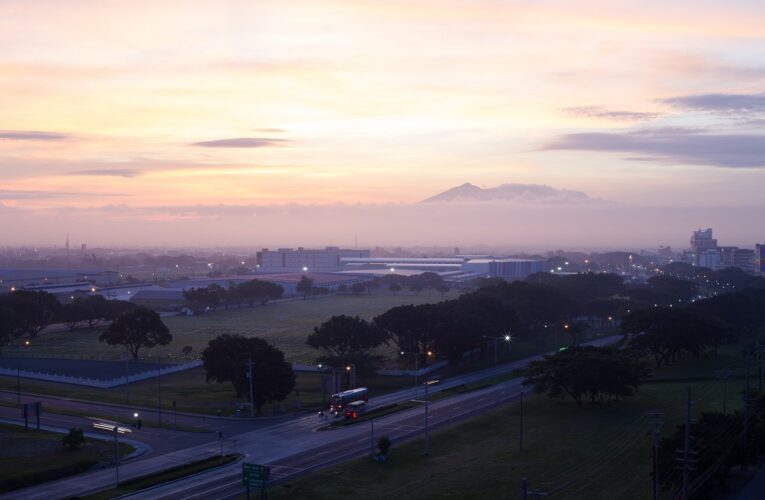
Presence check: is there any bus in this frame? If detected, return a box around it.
[329,387,369,416]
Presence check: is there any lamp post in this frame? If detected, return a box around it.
[484,334,512,366]
[355,416,376,458]
[16,340,30,405]
[400,351,419,387]
[318,364,337,398]
[345,364,355,390]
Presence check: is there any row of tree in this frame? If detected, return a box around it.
[0,290,139,351]
[183,279,284,314]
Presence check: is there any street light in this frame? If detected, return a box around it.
[318,363,337,397]
[484,334,513,366]
[354,416,376,458]
[400,351,420,387]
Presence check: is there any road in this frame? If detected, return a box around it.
[1,335,620,500]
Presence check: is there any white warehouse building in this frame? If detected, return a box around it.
[460,258,549,280]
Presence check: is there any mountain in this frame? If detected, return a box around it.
[422,182,593,203]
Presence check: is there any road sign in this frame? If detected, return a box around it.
[242,463,270,489]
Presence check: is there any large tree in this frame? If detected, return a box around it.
[523,346,649,407]
[296,275,314,300]
[99,308,171,359]
[2,290,60,338]
[307,315,388,370]
[202,334,295,412]
[0,305,22,353]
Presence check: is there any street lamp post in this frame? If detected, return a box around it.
[484,334,512,366]
[318,364,337,398]
[400,351,419,387]
[345,364,355,390]
[356,416,375,458]
[16,340,30,405]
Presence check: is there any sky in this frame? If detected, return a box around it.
[1,0,764,248]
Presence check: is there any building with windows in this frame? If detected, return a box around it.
[756,244,765,276]
[690,228,717,267]
[256,247,371,272]
[460,258,548,280]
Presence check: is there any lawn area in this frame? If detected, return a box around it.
[0,366,413,417]
[25,291,459,364]
[266,344,751,500]
[0,423,134,493]
[83,453,242,500]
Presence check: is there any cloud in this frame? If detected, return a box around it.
[542,129,765,168]
[0,189,127,200]
[563,106,660,121]
[66,168,143,178]
[0,130,70,141]
[190,137,288,148]
[661,92,765,114]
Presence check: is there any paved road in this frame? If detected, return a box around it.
[2,335,621,500]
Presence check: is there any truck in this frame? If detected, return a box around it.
[329,387,369,416]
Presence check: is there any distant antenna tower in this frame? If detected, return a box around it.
[65,232,70,253]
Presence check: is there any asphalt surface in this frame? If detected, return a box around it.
[1,335,621,500]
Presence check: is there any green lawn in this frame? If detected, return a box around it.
[266,343,752,500]
[0,423,134,493]
[0,366,414,417]
[83,454,242,500]
[27,292,458,363]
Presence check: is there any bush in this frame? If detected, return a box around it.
[62,428,86,451]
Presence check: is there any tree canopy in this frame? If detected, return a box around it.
[98,307,171,359]
[523,346,649,407]
[201,334,295,412]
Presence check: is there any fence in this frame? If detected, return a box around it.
[0,360,202,388]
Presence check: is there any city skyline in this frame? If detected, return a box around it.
[1,0,765,246]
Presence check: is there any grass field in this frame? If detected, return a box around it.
[25,292,458,364]
[0,366,415,417]
[0,423,134,493]
[266,340,754,500]
[83,453,242,500]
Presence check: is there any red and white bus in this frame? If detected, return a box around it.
[329,387,369,416]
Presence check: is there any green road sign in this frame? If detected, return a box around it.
[242,463,270,489]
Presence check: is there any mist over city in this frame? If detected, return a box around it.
[2,1,765,499]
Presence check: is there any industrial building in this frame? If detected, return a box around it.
[256,247,371,272]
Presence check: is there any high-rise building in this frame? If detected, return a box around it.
[756,244,765,276]
[733,249,755,274]
[690,228,717,266]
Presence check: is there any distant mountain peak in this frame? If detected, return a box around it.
[423,182,594,203]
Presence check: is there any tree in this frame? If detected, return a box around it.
[59,301,90,331]
[0,305,21,353]
[624,307,727,368]
[374,304,436,359]
[523,346,649,407]
[389,283,402,294]
[377,436,391,459]
[436,284,450,296]
[202,334,295,412]
[62,428,86,451]
[3,290,60,338]
[350,283,366,295]
[99,308,172,359]
[307,315,388,371]
[297,275,314,300]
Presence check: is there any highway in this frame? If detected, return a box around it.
[1,335,620,500]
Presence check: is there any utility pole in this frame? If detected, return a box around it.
[679,387,697,500]
[124,346,130,404]
[744,354,752,449]
[424,379,430,456]
[521,478,528,500]
[719,369,732,415]
[648,411,664,500]
[247,358,255,417]
[113,426,120,487]
[519,391,524,451]
[157,355,162,427]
